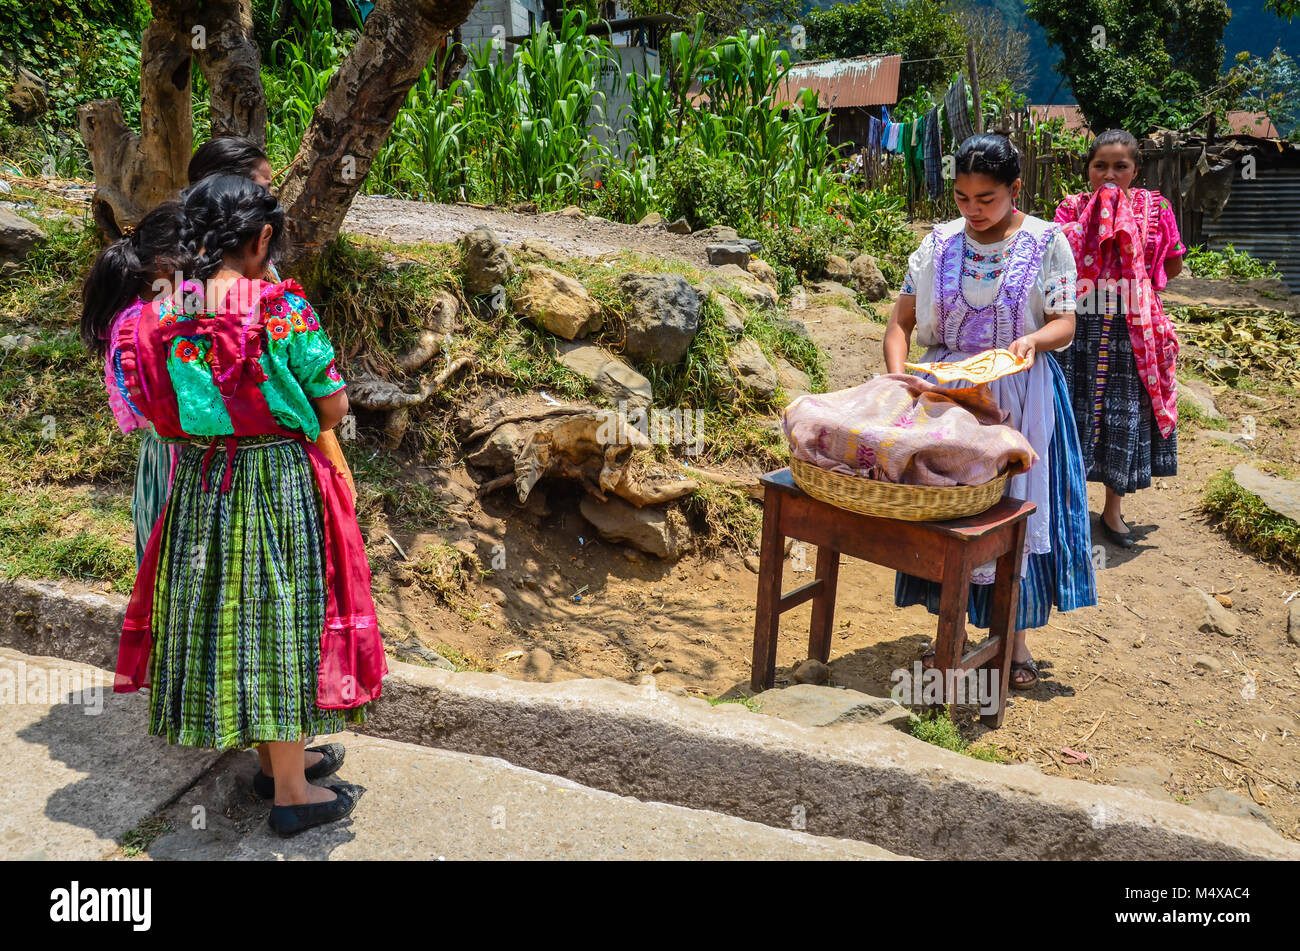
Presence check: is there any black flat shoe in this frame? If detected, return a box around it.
[267,785,358,838]
[252,742,346,799]
[1100,519,1135,549]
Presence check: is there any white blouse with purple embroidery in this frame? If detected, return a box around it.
[901,215,1077,350]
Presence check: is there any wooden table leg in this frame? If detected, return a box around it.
[807,546,840,664]
[750,489,786,692]
[981,519,1027,728]
[933,541,971,722]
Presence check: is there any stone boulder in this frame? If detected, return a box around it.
[618,272,701,365]
[551,339,653,408]
[692,225,740,243]
[754,683,911,731]
[512,264,603,340]
[466,423,526,473]
[517,237,568,264]
[727,338,779,401]
[461,226,515,296]
[579,495,692,559]
[696,286,747,337]
[0,208,46,265]
[5,66,47,124]
[850,253,889,301]
[701,265,777,310]
[638,212,666,228]
[1179,379,1223,420]
[666,217,691,234]
[824,253,852,283]
[775,356,811,398]
[706,242,752,267]
[747,256,780,293]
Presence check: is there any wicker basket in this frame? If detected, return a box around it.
[789,457,1009,521]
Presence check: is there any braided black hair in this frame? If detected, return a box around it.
[80,200,190,357]
[188,136,271,186]
[178,174,285,283]
[954,133,1022,186]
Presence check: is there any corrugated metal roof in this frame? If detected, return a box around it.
[777,54,900,108]
[1026,107,1278,138]
[1201,167,1300,292]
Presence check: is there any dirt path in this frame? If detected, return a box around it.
[343,194,720,267]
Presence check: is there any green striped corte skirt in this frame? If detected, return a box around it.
[131,429,181,567]
[147,435,366,750]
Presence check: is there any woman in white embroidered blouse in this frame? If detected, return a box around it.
[883,134,1097,691]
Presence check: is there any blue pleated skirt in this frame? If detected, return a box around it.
[894,353,1097,630]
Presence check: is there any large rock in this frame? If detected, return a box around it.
[5,66,48,124]
[461,226,515,295]
[1179,379,1223,420]
[1231,463,1300,524]
[665,217,691,235]
[701,265,777,310]
[727,338,779,400]
[428,288,461,334]
[579,495,692,559]
[1193,586,1240,638]
[467,422,526,473]
[747,256,780,293]
[517,237,568,264]
[696,285,747,337]
[775,357,811,398]
[824,254,852,282]
[637,212,666,228]
[850,253,889,301]
[809,278,859,299]
[692,225,739,242]
[0,208,46,265]
[551,339,653,408]
[513,264,603,340]
[618,272,701,365]
[706,242,752,267]
[754,683,911,731]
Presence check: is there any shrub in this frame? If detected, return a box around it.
[655,146,749,231]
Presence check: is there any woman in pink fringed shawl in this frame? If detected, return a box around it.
[1055,129,1186,549]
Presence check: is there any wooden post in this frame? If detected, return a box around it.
[966,41,982,135]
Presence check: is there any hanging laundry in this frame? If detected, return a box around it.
[945,75,975,147]
[904,120,926,199]
[867,114,883,158]
[924,104,943,198]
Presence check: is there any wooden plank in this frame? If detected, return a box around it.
[980,516,1026,728]
[750,488,786,692]
[777,578,824,613]
[934,543,971,721]
[807,546,841,664]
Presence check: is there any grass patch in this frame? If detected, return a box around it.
[1177,395,1228,431]
[0,484,135,592]
[708,695,760,711]
[907,711,1007,763]
[430,642,492,673]
[120,815,174,858]
[683,482,765,555]
[1201,469,1300,571]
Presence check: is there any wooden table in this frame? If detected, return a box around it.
[751,467,1036,728]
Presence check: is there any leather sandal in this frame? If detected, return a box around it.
[252,742,346,799]
[1010,658,1039,690]
[267,785,358,837]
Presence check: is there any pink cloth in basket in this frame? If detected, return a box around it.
[782,373,1037,487]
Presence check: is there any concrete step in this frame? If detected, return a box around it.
[0,647,899,861]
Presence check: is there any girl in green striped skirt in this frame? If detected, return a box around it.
[114,175,386,837]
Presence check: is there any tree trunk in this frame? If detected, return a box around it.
[77,0,199,238]
[274,0,479,276]
[195,0,267,144]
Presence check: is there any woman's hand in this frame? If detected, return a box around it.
[1008,336,1037,369]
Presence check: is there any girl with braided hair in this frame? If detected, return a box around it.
[187,134,357,502]
[81,201,193,565]
[113,175,385,837]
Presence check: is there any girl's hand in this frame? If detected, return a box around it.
[1008,336,1036,369]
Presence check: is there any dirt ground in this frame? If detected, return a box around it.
[334,203,1300,840]
[52,200,1298,842]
